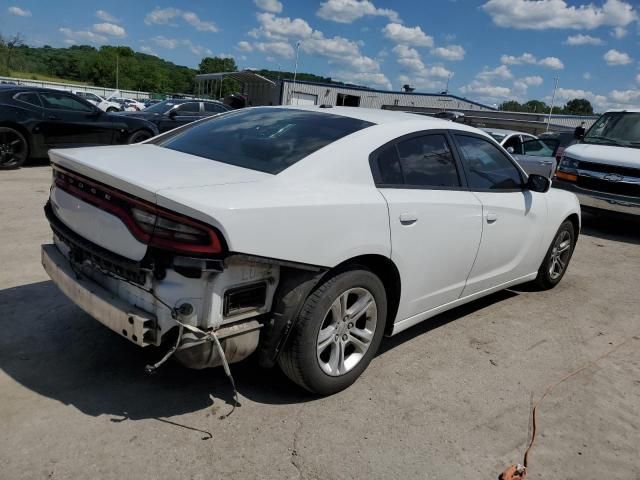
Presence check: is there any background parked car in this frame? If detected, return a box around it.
[109,97,146,111]
[70,90,121,112]
[115,98,231,133]
[539,130,578,161]
[0,86,158,169]
[482,128,558,178]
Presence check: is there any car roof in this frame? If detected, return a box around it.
[480,127,530,136]
[604,109,640,113]
[275,105,480,130]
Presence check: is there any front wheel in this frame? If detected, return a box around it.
[278,266,387,395]
[0,127,29,169]
[106,107,118,113]
[534,220,576,290]
[127,129,153,144]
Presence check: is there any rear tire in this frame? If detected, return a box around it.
[533,220,576,290]
[106,107,118,113]
[278,266,387,395]
[127,129,152,144]
[0,127,29,170]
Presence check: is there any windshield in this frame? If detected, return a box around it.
[583,112,640,148]
[144,99,179,114]
[156,107,374,174]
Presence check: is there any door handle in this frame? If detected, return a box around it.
[486,212,498,223]
[538,160,553,165]
[399,213,418,225]
[47,115,60,120]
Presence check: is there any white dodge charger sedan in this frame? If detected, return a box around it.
[42,106,580,395]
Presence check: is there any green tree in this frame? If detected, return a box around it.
[563,98,593,116]
[499,100,523,112]
[523,100,549,113]
[198,56,237,74]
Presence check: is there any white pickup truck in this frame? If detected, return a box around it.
[554,109,640,216]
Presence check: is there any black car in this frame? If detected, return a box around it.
[116,99,231,133]
[0,86,159,169]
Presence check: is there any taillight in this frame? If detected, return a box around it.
[53,167,224,255]
[130,207,222,253]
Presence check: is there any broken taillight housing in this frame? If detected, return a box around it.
[53,167,225,255]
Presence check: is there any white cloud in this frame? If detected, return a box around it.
[501,52,564,69]
[139,46,157,55]
[636,74,640,84]
[392,45,452,91]
[538,57,564,69]
[317,0,400,23]
[254,0,283,14]
[460,81,512,100]
[92,23,126,38]
[611,26,627,38]
[8,6,30,16]
[144,8,218,32]
[513,75,543,93]
[96,10,118,22]
[608,88,640,105]
[252,13,313,39]
[482,0,638,30]
[59,27,107,45]
[603,48,632,65]
[151,36,180,49]
[237,41,253,52]
[254,41,295,58]
[431,45,465,61]
[477,65,513,81]
[382,23,433,47]
[583,72,592,80]
[565,34,603,45]
[550,87,640,110]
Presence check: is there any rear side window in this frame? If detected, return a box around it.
[14,92,42,107]
[204,102,227,113]
[374,134,460,188]
[454,135,523,190]
[396,134,460,187]
[157,108,373,174]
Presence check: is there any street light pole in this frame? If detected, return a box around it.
[547,76,559,132]
[291,41,301,105]
[116,53,119,90]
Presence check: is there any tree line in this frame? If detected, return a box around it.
[498,98,595,116]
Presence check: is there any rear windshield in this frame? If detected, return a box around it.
[155,107,374,174]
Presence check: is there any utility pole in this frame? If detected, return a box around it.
[116,53,119,91]
[547,76,559,132]
[291,41,301,105]
[445,73,451,95]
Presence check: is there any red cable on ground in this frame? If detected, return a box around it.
[499,335,636,480]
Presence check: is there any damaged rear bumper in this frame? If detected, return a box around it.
[42,243,157,346]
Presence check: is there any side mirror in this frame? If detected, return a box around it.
[168,109,178,118]
[506,146,515,154]
[526,174,551,193]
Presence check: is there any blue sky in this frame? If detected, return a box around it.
[2,0,640,109]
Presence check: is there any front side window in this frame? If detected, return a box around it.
[455,135,523,190]
[40,92,93,112]
[522,138,555,157]
[503,135,523,154]
[156,108,373,174]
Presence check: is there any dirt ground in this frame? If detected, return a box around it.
[1,164,638,480]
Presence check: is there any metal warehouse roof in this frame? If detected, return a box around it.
[195,70,276,85]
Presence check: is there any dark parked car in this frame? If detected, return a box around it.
[539,131,578,161]
[0,86,159,169]
[116,99,231,133]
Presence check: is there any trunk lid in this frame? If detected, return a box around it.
[49,144,270,202]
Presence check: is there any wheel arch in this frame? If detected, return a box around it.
[330,254,401,335]
[566,213,580,239]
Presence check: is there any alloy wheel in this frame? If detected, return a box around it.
[549,230,572,280]
[316,287,378,376]
[0,129,27,168]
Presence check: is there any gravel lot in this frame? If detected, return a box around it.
[1,164,638,479]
